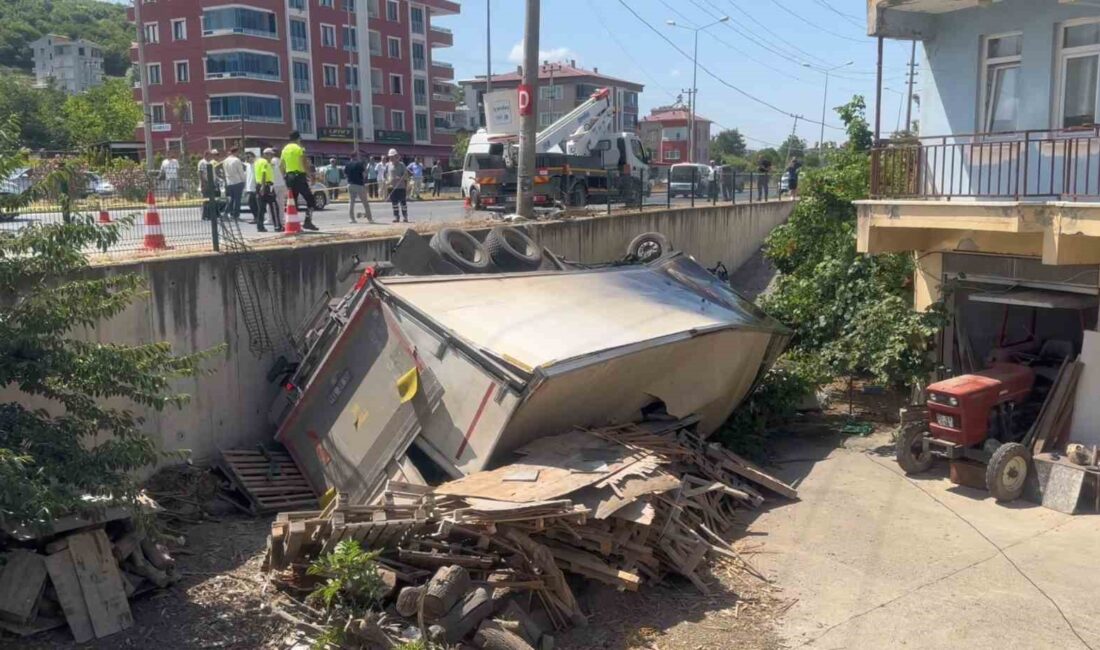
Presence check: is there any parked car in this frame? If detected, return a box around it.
[779,171,790,195]
[0,178,21,222]
[85,173,116,197]
[668,163,714,198]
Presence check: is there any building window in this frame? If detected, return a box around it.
[346,104,362,127]
[623,113,637,130]
[202,7,278,38]
[342,0,355,12]
[410,6,425,34]
[391,110,406,131]
[176,101,193,123]
[323,64,338,87]
[205,51,280,81]
[367,0,380,18]
[623,91,638,108]
[371,68,383,93]
[292,60,311,93]
[171,18,187,41]
[981,33,1022,132]
[319,0,334,7]
[664,149,681,161]
[289,0,305,9]
[538,112,564,127]
[343,25,358,52]
[390,74,403,95]
[344,64,359,89]
[414,112,428,141]
[369,30,382,56]
[143,22,160,44]
[209,95,283,123]
[326,104,340,126]
[150,103,165,124]
[295,102,313,134]
[321,24,336,48]
[412,42,425,70]
[433,112,455,131]
[386,0,399,21]
[413,78,427,106]
[290,19,308,52]
[147,63,162,85]
[388,37,401,59]
[174,60,190,83]
[1060,20,1100,128]
[372,105,385,128]
[539,85,562,101]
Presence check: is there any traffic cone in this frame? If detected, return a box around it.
[284,191,303,234]
[463,194,472,209]
[98,207,111,223]
[142,191,168,250]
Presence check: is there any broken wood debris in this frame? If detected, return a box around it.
[264,417,795,647]
[216,447,319,514]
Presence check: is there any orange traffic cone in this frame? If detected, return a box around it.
[463,194,472,209]
[98,206,111,223]
[142,191,168,250]
[284,191,302,234]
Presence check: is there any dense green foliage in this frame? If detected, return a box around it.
[0,75,139,150]
[710,128,747,160]
[760,97,944,387]
[0,75,70,150]
[451,130,471,165]
[0,0,132,76]
[308,540,386,612]
[0,118,212,528]
[716,358,823,460]
[61,78,141,147]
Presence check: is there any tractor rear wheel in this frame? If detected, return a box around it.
[896,426,933,475]
[986,442,1031,502]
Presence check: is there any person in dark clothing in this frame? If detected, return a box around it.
[430,161,443,197]
[344,153,373,223]
[756,157,772,201]
[786,158,803,199]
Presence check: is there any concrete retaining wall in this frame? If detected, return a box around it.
[4,201,792,464]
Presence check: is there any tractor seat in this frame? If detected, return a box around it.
[1034,339,1074,382]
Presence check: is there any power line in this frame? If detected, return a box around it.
[615,0,843,130]
[714,0,834,67]
[591,2,680,102]
[763,0,869,43]
[810,0,866,28]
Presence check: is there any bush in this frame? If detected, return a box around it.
[307,540,386,613]
[716,357,823,461]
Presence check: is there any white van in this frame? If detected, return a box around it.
[461,130,508,205]
[668,163,714,198]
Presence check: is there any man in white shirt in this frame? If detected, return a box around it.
[221,146,246,220]
[243,151,258,222]
[160,153,180,201]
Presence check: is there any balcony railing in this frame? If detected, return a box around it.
[871,127,1100,202]
[430,25,452,34]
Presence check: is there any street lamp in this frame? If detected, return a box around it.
[667,16,729,163]
[802,60,853,152]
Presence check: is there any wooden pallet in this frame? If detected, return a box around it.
[218,448,318,514]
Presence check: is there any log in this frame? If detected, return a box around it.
[344,613,395,649]
[497,600,542,646]
[502,529,587,627]
[421,565,472,621]
[378,567,399,599]
[124,547,170,589]
[140,539,175,572]
[111,529,145,562]
[395,586,424,618]
[474,619,535,650]
[429,587,497,645]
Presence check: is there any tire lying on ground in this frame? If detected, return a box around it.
[626,231,671,262]
[430,228,492,273]
[485,226,543,271]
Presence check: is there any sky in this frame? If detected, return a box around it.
[435,0,916,149]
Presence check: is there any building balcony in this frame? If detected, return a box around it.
[428,25,453,48]
[430,61,454,80]
[859,127,1100,266]
[867,0,987,38]
[422,0,460,17]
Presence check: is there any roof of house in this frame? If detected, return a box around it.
[30,34,102,49]
[461,62,644,91]
[640,108,713,124]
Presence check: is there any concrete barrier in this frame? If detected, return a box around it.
[3,201,793,464]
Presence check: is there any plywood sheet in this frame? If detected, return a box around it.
[44,550,94,643]
[67,530,133,638]
[1069,330,1100,447]
[0,550,47,624]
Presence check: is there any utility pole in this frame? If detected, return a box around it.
[486,0,492,93]
[543,62,562,121]
[516,0,539,218]
[240,114,246,150]
[874,36,884,144]
[681,88,695,160]
[666,16,728,163]
[905,39,918,133]
[133,0,154,172]
[782,115,801,166]
[349,3,359,154]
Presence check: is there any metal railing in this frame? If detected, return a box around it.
[871,126,1100,201]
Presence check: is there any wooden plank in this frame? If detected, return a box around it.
[44,550,95,643]
[283,521,307,563]
[0,550,47,624]
[67,530,133,638]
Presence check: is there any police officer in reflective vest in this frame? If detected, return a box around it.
[280,131,320,231]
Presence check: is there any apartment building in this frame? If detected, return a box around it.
[862,0,1100,372]
[30,34,105,94]
[459,61,643,134]
[128,0,458,162]
[638,105,712,165]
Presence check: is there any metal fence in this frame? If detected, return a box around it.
[871,127,1100,201]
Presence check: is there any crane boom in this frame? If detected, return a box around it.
[536,87,614,155]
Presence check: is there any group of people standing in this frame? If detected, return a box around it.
[698,157,802,202]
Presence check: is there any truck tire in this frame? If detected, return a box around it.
[430,228,491,273]
[569,184,588,208]
[895,426,933,475]
[485,226,542,271]
[626,232,670,262]
[986,442,1030,502]
[469,187,480,209]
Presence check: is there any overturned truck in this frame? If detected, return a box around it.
[268,227,790,505]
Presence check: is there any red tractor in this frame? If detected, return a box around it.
[896,362,1045,502]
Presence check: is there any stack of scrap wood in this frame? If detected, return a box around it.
[265,418,795,646]
[0,497,178,642]
[215,447,319,514]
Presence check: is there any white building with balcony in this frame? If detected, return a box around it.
[30,34,105,94]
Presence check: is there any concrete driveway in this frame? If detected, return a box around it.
[749,431,1100,649]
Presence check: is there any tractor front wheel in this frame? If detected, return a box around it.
[986,442,1031,502]
[896,426,934,475]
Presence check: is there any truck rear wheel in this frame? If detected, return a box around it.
[626,232,670,262]
[896,427,933,475]
[986,442,1030,502]
[430,228,491,273]
[485,226,542,271]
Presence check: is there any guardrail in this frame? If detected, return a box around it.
[871,127,1100,201]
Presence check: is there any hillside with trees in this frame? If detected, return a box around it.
[0,0,132,77]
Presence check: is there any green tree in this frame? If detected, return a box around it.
[836,96,873,152]
[0,117,214,528]
[62,78,141,147]
[0,75,71,149]
[451,130,470,165]
[0,0,133,76]
[710,128,747,160]
[779,134,806,162]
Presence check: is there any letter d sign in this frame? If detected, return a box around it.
[518,84,532,117]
